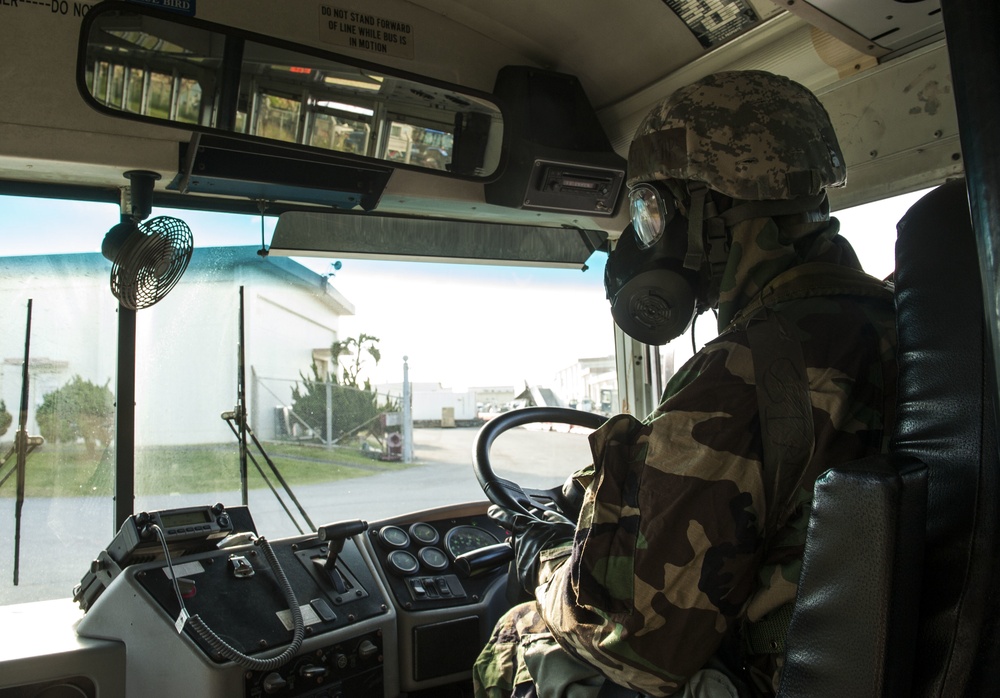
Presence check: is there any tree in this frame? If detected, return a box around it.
[35,376,114,452]
[290,365,379,442]
[289,334,395,443]
[330,332,381,390]
[0,399,11,437]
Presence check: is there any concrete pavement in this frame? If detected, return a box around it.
[0,425,595,605]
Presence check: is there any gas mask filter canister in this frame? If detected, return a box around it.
[604,220,699,346]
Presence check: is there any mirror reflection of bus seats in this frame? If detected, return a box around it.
[78,4,503,179]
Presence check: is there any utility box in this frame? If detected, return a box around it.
[385,432,403,460]
[441,407,456,428]
[382,412,403,460]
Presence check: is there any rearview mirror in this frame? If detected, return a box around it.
[77,1,504,180]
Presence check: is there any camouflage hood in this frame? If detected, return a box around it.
[715,212,864,330]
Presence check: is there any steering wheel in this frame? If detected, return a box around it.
[473,406,608,520]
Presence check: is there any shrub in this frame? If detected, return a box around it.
[0,399,11,437]
[289,333,397,443]
[35,375,114,452]
[290,365,379,442]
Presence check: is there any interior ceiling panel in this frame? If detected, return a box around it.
[406,0,782,110]
[782,0,944,54]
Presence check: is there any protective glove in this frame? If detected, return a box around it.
[488,505,576,595]
[557,474,587,522]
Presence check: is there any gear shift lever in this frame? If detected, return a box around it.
[315,520,368,593]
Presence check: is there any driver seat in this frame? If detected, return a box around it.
[778,178,1000,696]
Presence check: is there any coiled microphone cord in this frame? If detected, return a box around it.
[152,525,304,671]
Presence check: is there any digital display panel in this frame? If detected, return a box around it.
[158,509,212,528]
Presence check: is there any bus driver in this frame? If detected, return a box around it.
[473,70,897,698]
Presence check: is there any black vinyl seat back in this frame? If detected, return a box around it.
[892,179,1000,696]
[779,179,1000,697]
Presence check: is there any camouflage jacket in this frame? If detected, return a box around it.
[534,216,897,696]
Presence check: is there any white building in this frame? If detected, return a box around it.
[375,381,479,424]
[0,247,354,446]
[474,385,517,414]
[551,356,618,414]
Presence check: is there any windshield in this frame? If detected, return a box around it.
[0,188,924,606]
[0,194,613,605]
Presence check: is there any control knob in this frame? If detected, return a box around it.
[299,664,329,679]
[262,672,287,694]
[357,639,379,661]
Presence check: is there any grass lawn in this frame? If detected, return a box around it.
[0,440,414,499]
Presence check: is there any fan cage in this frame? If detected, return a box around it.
[110,216,194,310]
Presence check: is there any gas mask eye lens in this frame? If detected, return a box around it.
[628,183,676,249]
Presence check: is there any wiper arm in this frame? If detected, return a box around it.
[1,299,45,586]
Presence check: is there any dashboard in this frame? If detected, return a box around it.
[368,516,505,611]
[70,502,511,697]
[365,510,510,688]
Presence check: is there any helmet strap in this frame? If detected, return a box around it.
[677,181,730,310]
[702,215,729,310]
[683,182,710,271]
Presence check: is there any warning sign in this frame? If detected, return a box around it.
[319,5,414,60]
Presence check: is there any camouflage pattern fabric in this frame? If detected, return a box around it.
[473,600,605,698]
[716,212,863,332]
[627,71,846,200]
[474,600,741,698]
[474,214,896,697]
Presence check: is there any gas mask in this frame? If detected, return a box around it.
[605,180,717,345]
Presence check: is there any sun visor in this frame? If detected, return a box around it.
[269,212,607,269]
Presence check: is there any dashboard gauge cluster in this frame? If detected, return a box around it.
[369,514,506,612]
[376,522,448,578]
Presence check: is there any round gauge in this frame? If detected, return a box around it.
[418,546,449,572]
[378,525,410,550]
[445,525,501,560]
[386,550,420,576]
[409,522,440,546]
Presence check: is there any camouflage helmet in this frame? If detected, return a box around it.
[627,71,846,200]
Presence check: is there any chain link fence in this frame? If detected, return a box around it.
[251,370,401,453]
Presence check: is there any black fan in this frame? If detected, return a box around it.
[101,171,194,310]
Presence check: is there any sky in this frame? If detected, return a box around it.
[326,259,614,389]
[0,186,932,390]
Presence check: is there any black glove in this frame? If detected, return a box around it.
[557,474,587,522]
[488,505,576,595]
